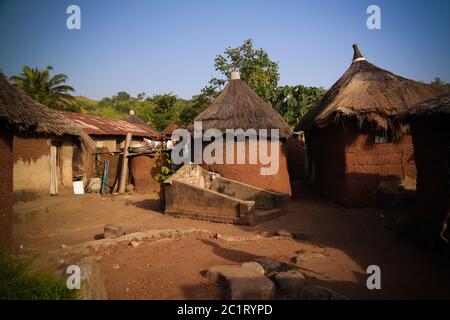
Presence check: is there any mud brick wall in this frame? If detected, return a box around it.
[411,120,450,241]
[13,135,51,200]
[342,123,416,207]
[309,125,346,203]
[0,128,13,250]
[201,139,292,196]
[286,134,305,181]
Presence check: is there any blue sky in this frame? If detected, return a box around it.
[0,0,449,100]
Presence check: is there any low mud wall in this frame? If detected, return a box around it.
[0,128,13,249]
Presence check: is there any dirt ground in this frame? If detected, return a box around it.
[12,183,450,300]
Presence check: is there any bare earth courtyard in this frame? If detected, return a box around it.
[13,184,450,300]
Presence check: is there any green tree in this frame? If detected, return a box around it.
[210,39,280,103]
[10,65,76,110]
[272,85,326,127]
[178,84,219,125]
[431,76,450,88]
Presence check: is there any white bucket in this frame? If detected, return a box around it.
[73,181,85,195]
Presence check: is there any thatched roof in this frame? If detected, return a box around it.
[192,71,291,139]
[397,92,450,120]
[0,73,94,149]
[126,110,148,126]
[297,44,444,132]
[161,122,178,138]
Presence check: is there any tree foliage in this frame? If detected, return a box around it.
[272,85,326,127]
[10,65,76,111]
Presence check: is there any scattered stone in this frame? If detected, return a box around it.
[274,270,307,298]
[129,240,141,248]
[276,230,294,238]
[241,262,265,275]
[259,231,276,238]
[298,285,347,300]
[253,257,283,274]
[205,265,275,300]
[293,233,308,241]
[104,224,125,239]
[216,234,263,242]
[292,253,326,264]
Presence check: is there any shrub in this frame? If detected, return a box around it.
[0,249,77,300]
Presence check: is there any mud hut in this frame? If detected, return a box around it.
[160,122,178,140]
[126,109,148,126]
[62,111,159,193]
[0,73,92,248]
[296,44,444,207]
[192,71,292,195]
[397,92,450,242]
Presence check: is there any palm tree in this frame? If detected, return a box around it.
[10,65,75,110]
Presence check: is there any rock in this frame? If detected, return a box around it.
[129,240,141,248]
[205,265,275,300]
[274,270,307,298]
[253,257,283,274]
[259,231,276,238]
[298,285,347,300]
[293,233,308,241]
[292,253,326,264]
[276,230,294,238]
[112,264,120,270]
[78,256,108,300]
[241,262,265,275]
[104,224,124,239]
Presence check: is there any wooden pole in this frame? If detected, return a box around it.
[118,133,132,194]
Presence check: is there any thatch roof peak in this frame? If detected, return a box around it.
[192,77,291,139]
[352,43,366,63]
[297,45,444,132]
[0,73,94,149]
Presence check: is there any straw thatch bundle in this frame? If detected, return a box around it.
[297,44,444,132]
[397,92,450,120]
[192,72,291,139]
[0,73,94,149]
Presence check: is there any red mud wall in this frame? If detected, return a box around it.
[309,126,346,203]
[411,121,450,240]
[286,134,305,181]
[13,135,49,163]
[0,128,13,250]
[130,155,161,193]
[201,140,292,196]
[343,123,416,207]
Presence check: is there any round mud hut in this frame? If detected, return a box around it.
[192,71,292,195]
[296,44,444,207]
[397,92,450,243]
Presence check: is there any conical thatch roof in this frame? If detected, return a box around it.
[297,44,444,131]
[161,122,178,138]
[192,72,291,139]
[0,73,94,149]
[397,92,450,120]
[126,110,147,126]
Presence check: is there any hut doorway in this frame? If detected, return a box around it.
[50,142,61,195]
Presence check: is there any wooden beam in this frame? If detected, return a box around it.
[118,133,132,194]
